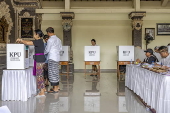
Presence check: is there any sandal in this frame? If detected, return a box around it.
[45,84,49,87]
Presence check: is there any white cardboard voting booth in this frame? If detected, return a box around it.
[117,46,134,61]
[7,44,29,69]
[84,46,100,61]
[168,46,170,53]
[60,46,70,61]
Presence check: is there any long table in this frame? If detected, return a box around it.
[2,67,36,101]
[125,65,170,113]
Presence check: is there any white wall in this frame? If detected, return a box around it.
[41,13,170,69]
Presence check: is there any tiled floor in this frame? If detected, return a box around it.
[0,72,151,113]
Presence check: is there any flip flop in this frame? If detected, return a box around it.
[45,84,49,87]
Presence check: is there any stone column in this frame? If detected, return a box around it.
[60,12,75,73]
[129,12,146,48]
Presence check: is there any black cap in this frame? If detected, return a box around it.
[144,49,153,54]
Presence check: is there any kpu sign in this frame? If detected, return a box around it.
[7,44,26,69]
[9,52,21,61]
[84,46,100,61]
[89,51,96,56]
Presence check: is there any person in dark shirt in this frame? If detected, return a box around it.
[143,49,158,64]
[16,29,46,97]
[136,49,158,64]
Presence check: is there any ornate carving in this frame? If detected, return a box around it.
[129,12,146,31]
[129,12,146,19]
[23,12,30,17]
[61,12,74,31]
[19,12,35,40]
[131,18,143,30]
[10,0,24,13]
[60,12,75,19]
[0,1,13,45]
[62,19,73,31]
[62,19,73,26]
[0,17,8,43]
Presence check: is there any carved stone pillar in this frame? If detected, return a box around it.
[129,12,146,47]
[60,12,75,73]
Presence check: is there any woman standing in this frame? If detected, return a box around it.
[16,29,46,96]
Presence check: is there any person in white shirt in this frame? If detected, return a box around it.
[91,39,98,77]
[153,46,161,62]
[44,27,62,93]
[158,46,170,66]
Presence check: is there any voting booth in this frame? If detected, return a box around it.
[7,44,29,69]
[84,46,100,61]
[60,46,70,61]
[168,46,170,53]
[117,46,134,61]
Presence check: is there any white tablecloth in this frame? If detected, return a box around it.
[2,67,36,101]
[125,65,170,113]
[125,88,150,113]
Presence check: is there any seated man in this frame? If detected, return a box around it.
[158,46,170,66]
[153,46,160,62]
[136,49,158,64]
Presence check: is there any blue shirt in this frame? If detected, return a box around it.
[44,43,48,63]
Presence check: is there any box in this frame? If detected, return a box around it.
[168,46,170,53]
[7,44,29,69]
[60,46,70,61]
[117,46,134,61]
[28,46,35,66]
[84,46,100,61]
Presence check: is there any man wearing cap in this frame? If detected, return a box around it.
[158,46,170,66]
[136,49,158,64]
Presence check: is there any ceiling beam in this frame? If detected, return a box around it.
[36,8,135,14]
[65,0,70,11]
[134,0,140,11]
[36,8,170,14]
[161,0,169,7]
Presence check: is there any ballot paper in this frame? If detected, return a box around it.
[0,106,11,113]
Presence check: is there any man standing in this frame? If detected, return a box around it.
[45,27,62,93]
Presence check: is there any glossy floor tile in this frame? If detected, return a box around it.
[0,73,151,113]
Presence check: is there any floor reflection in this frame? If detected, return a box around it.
[125,88,151,113]
[84,76,100,112]
[0,73,152,113]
